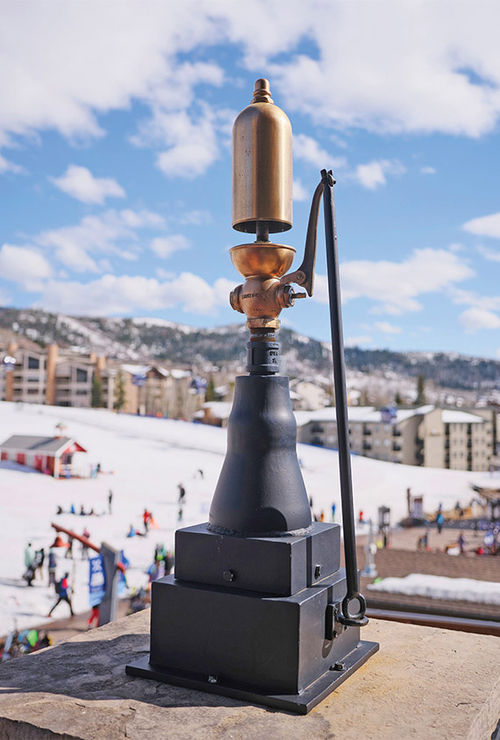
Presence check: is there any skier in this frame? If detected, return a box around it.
[143,508,152,534]
[81,528,90,559]
[177,484,186,504]
[64,536,74,559]
[87,604,100,629]
[47,572,74,617]
[108,489,113,515]
[34,548,45,580]
[436,512,445,534]
[24,542,34,570]
[331,502,336,521]
[47,546,57,587]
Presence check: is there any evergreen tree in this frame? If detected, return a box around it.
[91,376,102,408]
[205,376,217,402]
[394,390,402,406]
[416,374,426,405]
[114,371,126,412]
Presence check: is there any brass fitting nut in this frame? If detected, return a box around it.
[229,285,244,313]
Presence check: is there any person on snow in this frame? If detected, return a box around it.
[143,509,152,534]
[436,512,445,534]
[108,489,113,515]
[177,484,186,504]
[34,548,45,580]
[87,604,100,629]
[24,542,34,570]
[47,546,57,587]
[47,572,74,617]
[81,528,90,559]
[64,536,74,559]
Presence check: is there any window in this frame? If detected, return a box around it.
[27,388,39,395]
[76,368,88,383]
[28,356,40,369]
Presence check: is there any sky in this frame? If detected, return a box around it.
[0,0,499,359]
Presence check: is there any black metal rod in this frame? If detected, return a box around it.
[321,169,367,624]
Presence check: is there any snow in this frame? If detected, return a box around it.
[368,573,500,605]
[0,400,496,636]
[202,402,232,419]
[131,317,195,333]
[441,410,484,424]
[120,364,151,376]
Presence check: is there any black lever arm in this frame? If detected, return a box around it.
[322,169,368,627]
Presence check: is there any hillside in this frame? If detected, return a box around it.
[0,307,499,392]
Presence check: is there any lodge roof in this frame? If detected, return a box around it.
[0,435,75,453]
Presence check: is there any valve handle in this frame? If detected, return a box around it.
[280,180,324,296]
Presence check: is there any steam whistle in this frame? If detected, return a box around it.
[126,79,378,713]
[229,78,315,375]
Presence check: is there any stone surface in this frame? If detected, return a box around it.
[0,610,498,739]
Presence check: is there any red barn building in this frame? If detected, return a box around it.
[0,435,87,478]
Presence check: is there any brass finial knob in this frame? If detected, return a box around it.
[252,78,273,104]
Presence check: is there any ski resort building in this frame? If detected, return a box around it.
[297,405,496,472]
[0,434,87,478]
[1,342,95,408]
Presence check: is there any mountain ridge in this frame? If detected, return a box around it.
[0,307,498,392]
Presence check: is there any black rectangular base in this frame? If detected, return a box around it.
[126,639,378,714]
[175,522,341,596]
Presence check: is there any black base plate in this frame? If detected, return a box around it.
[126,640,379,714]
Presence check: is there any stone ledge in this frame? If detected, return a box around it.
[0,610,498,739]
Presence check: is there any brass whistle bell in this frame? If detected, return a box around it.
[232,78,293,235]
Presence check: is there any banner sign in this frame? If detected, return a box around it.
[117,550,129,597]
[88,554,106,607]
[2,355,16,373]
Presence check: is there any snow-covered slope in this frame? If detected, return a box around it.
[0,402,495,635]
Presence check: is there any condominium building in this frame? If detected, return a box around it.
[1,341,99,409]
[297,405,495,472]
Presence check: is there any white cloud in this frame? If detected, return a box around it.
[420,166,436,175]
[155,109,219,178]
[374,321,402,334]
[51,165,125,204]
[2,2,500,185]
[0,153,23,174]
[463,212,500,238]
[345,335,373,347]
[36,272,233,316]
[179,210,212,226]
[451,287,500,313]
[264,2,500,137]
[0,244,52,290]
[477,244,500,262]
[294,133,346,170]
[312,248,473,314]
[459,307,500,331]
[37,209,165,273]
[353,159,405,190]
[293,178,309,202]
[131,102,231,178]
[151,235,190,259]
[0,4,223,145]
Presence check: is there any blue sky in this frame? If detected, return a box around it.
[0,1,499,359]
